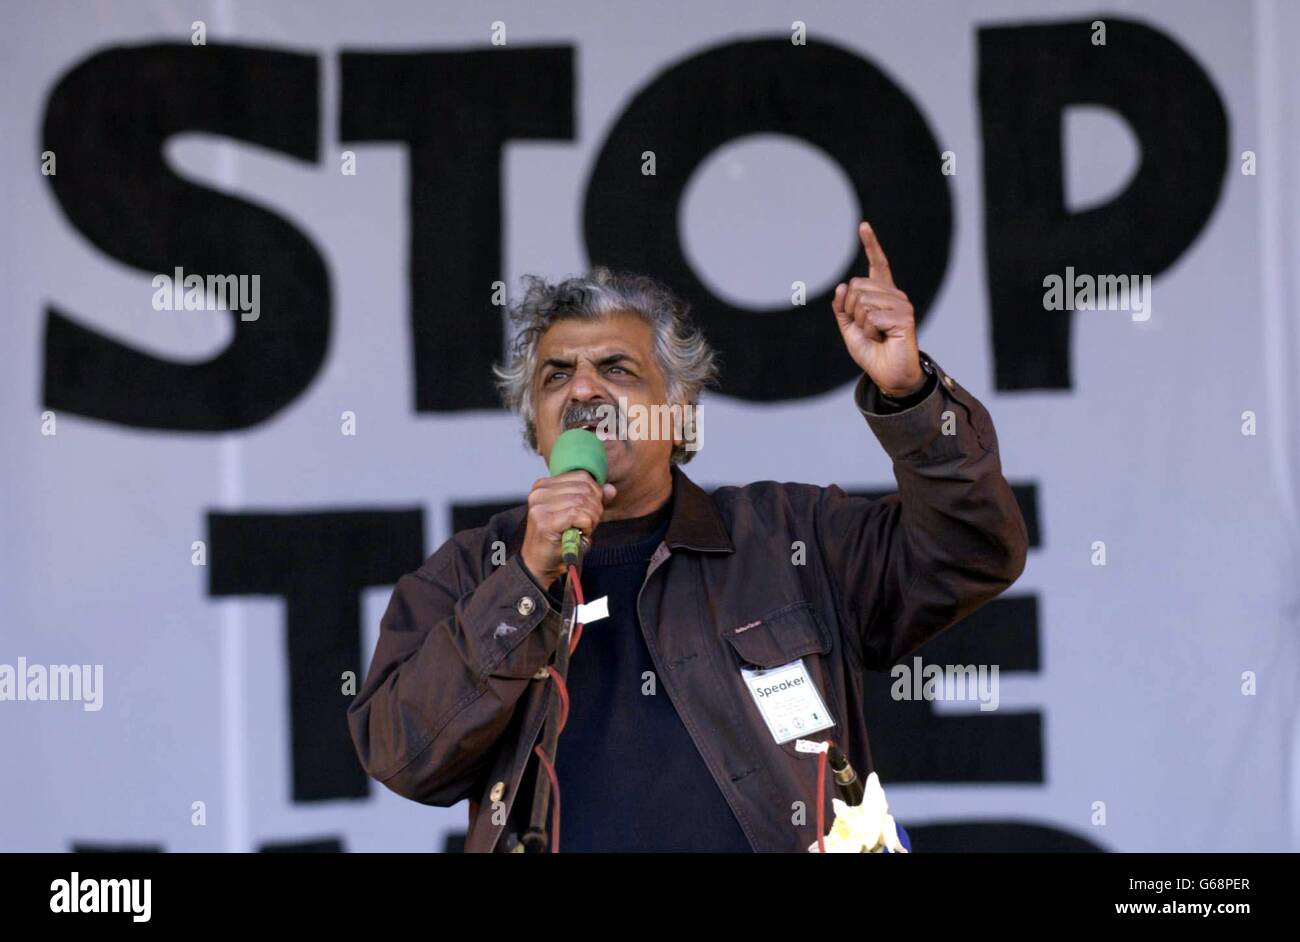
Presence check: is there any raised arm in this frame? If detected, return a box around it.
[819,222,1028,669]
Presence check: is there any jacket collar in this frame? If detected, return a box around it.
[663,464,733,553]
[504,464,734,557]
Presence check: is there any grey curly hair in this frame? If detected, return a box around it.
[493,267,718,464]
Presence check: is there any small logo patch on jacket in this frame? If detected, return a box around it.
[733,619,763,634]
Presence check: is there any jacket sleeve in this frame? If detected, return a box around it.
[347,545,565,806]
[814,351,1029,671]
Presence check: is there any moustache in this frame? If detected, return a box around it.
[562,401,622,432]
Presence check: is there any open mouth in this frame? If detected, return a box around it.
[563,419,620,443]
[563,406,618,437]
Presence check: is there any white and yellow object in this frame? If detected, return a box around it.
[808,772,909,854]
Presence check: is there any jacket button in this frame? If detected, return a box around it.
[516,596,535,616]
[490,780,506,802]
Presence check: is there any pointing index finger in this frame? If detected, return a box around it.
[858,221,895,288]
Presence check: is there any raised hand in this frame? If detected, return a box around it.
[831,222,925,397]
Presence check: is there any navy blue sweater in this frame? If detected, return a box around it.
[545,497,752,852]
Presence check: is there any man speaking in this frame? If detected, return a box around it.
[348,222,1028,852]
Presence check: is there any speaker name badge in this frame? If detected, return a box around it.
[740,659,835,744]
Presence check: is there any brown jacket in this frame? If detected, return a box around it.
[348,352,1028,852]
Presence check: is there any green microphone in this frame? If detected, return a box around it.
[547,428,609,565]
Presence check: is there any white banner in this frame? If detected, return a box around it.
[1,0,1296,852]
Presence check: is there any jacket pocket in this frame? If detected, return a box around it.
[721,601,841,759]
[723,600,830,668]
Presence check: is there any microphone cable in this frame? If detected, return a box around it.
[813,738,865,853]
[528,562,586,853]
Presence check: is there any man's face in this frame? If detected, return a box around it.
[532,311,677,486]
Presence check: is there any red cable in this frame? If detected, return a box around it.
[816,743,829,854]
[568,564,586,653]
[532,744,561,853]
[551,666,571,733]
[535,562,588,852]
[568,563,585,605]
